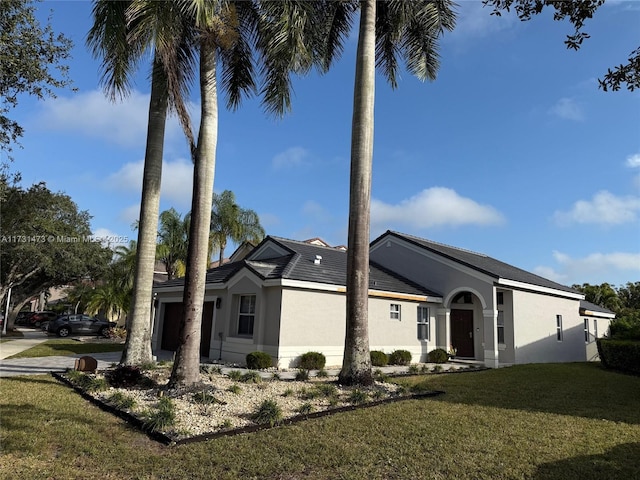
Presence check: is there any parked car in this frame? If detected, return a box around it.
[47,314,116,338]
[15,311,34,325]
[25,311,58,328]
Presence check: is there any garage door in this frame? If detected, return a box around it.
[161,301,214,356]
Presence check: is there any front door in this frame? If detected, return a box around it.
[451,309,474,358]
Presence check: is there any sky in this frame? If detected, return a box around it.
[7,0,640,289]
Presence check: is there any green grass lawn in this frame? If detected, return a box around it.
[6,339,124,358]
[1,363,638,480]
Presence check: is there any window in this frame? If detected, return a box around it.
[497,311,505,344]
[237,295,256,336]
[497,292,504,305]
[417,307,430,340]
[594,319,598,339]
[556,315,563,342]
[390,304,401,320]
[584,318,590,343]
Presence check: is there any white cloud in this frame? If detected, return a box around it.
[553,190,640,226]
[548,97,585,121]
[302,200,333,223]
[371,187,505,229]
[90,228,133,249]
[34,89,187,148]
[119,204,141,226]
[106,158,194,208]
[535,250,640,285]
[272,147,310,169]
[626,153,640,168]
[448,1,517,41]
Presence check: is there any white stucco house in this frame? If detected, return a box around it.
[151,232,614,368]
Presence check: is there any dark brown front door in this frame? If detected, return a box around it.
[451,309,474,358]
[161,301,214,357]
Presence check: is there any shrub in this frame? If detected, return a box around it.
[226,370,243,381]
[298,351,326,370]
[227,384,242,394]
[144,397,176,432]
[107,392,136,410]
[105,326,127,339]
[106,365,144,388]
[370,350,389,367]
[389,349,412,366]
[408,364,419,374]
[252,399,283,426]
[295,369,310,381]
[246,351,273,370]
[316,368,329,378]
[428,348,449,364]
[314,383,338,398]
[597,339,640,375]
[191,390,225,405]
[239,371,262,383]
[282,388,294,397]
[297,402,314,415]
[348,389,368,405]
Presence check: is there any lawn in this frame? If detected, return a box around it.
[1,363,639,480]
[6,339,124,358]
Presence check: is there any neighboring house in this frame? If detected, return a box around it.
[151,232,614,368]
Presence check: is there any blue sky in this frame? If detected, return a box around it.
[8,0,640,288]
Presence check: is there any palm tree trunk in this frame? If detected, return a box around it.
[120,57,168,366]
[169,40,218,388]
[338,0,376,387]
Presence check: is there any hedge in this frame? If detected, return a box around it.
[370,350,389,367]
[596,339,640,375]
[246,351,273,370]
[298,351,326,370]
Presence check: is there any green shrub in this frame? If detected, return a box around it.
[314,383,338,398]
[348,389,368,405]
[408,364,419,374]
[227,370,242,381]
[227,384,242,394]
[295,369,310,381]
[428,348,449,364]
[282,388,294,397]
[316,368,329,378]
[297,402,314,415]
[389,349,412,366]
[597,339,640,375]
[107,392,136,410]
[246,351,273,370]
[610,317,640,340]
[239,371,262,383]
[106,365,144,388]
[252,399,283,426]
[144,397,176,432]
[298,351,326,370]
[370,350,389,367]
[191,390,225,405]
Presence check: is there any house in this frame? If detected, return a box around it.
[151,231,613,368]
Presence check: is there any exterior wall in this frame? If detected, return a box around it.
[583,315,612,362]
[512,290,584,363]
[497,289,516,365]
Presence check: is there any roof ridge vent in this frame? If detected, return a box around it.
[314,255,322,265]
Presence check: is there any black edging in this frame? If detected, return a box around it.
[52,372,445,447]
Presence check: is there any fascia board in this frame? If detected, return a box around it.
[498,278,584,300]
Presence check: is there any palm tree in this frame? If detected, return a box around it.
[210,190,265,266]
[156,208,188,280]
[87,0,197,365]
[317,0,456,385]
[167,0,317,388]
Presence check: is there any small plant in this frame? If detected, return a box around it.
[200,364,222,375]
[85,376,109,393]
[246,351,273,370]
[105,326,127,339]
[432,365,443,373]
[408,364,419,374]
[227,384,242,395]
[314,383,338,398]
[295,369,310,381]
[316,368,329,378]
[192,390,225,405]
[298,351,326,370]
[219,419,232,430]
[389,349,412,366]
[139,362,157,371]
[297,402,314,415]
[370,350,389,367]
[107,392,137,410]
[420,364,430,374]
[298,387,319,400]
[240,371,262,383]
[144,397,176,432]
[371,389,386,400]
[252,399,283,426]
[374,370,390,383]
[428,348,449,364]
[282,388,294,397]
[410,380,431,394]
[271,372,281,381]
[227,370,243,381]
[395,384,409,396]
[106,365,144,388]
[328,396,339,407]
[373,368,383,377]
[348,389,369,405]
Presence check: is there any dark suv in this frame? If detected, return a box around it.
[47,314,116,338]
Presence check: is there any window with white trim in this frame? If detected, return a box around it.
[237,295,256,336]
[497,310,505,344]
[584,318,590,343]
[556,315,563,342]
[390,304,401,320]
[417,306,429,340]
[594,319,598,339]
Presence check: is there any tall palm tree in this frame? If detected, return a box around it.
[210,190,265,266]
[167,0,317,388]
[87,0,197,366]
[317,0,456,385]
[156,208,188,280]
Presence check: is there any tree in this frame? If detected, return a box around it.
[87,0,197,365]
[484,0,640,92]
[573,282,621,312]
[316,0,456,385]
[0,0,73,165]
[167,0,317,388]
[0,182,112,330]
[210,190,265,266]
[156,208,188,280]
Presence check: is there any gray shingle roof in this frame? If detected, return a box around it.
[579,300,616,316]
[376,231,580,295]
